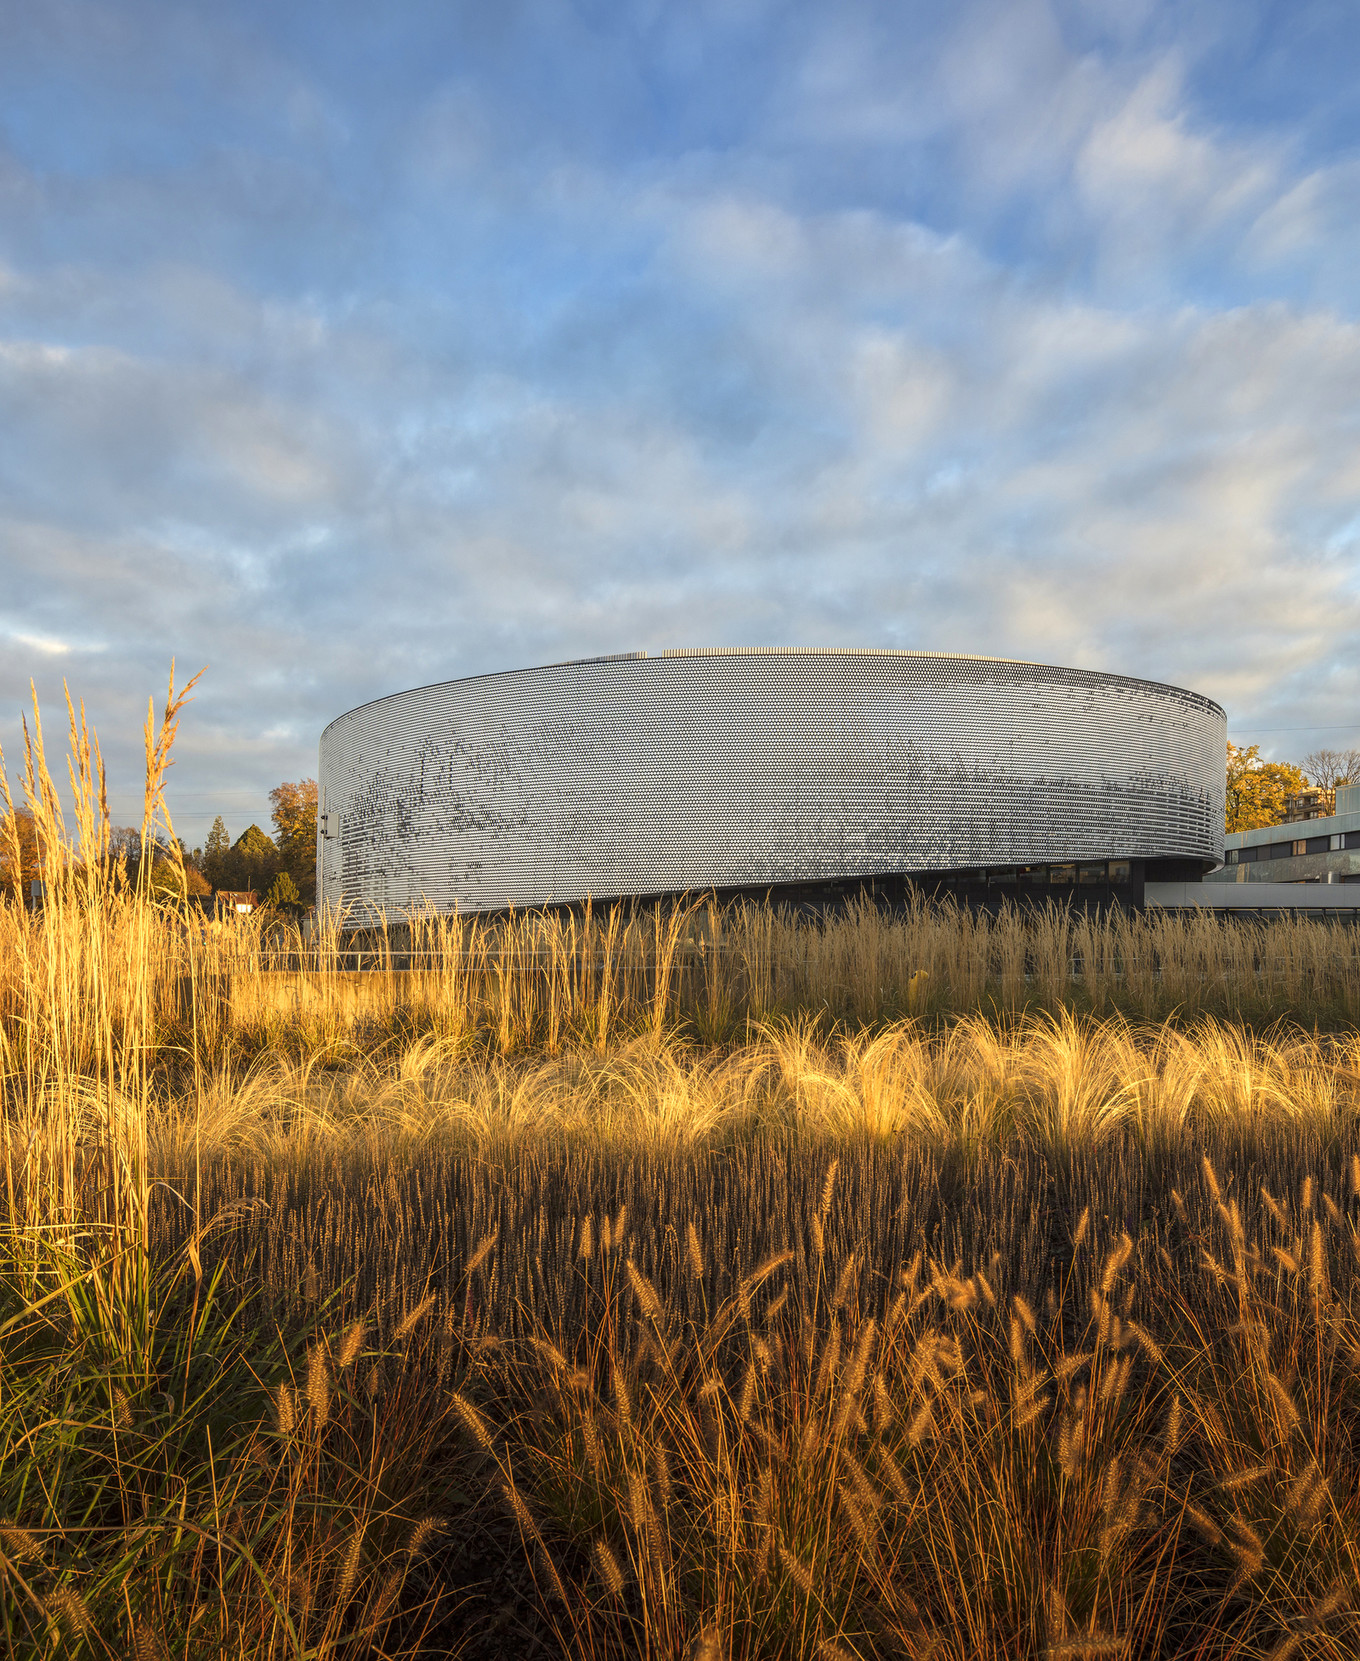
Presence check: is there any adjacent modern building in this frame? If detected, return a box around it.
[318,650,1226,921]
[1208,782,1360,887]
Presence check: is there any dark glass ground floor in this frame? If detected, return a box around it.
[596,855,1216,917]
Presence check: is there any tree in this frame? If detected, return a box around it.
[265,869,301,913]
[1303,748,1360,790]
[1226,742,1308,833]
[270,778,318,906]
[217,824,279,895]
[203,815,230,888]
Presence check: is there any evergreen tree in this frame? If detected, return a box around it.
[265,870,301,912]
[203,815,230,889]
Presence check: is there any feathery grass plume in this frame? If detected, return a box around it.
[1301,1174,1314,1214]
[737,1362,757,1423]
[612,1360,633,1432]
[45,1585,94,1640]
[1073,1206,1091,1248]
[686,1220,705,1279]
[976,1268,997,1306]
[336,1319,366,1369]
[1286,1461,1328,1528]
[1261,1186,1289,1228]
[1097,1354,1133,1408]
[394,1292,437,1339]
[844,1319,877,1399]
[306,1348,330,1426]
[274,1384,297,1436]
[614,1202,629,1245]
[778,1546,815,1598]
[1273,1245,1301,1273]
[798,1418,822,1462]
[336,1525,365,1607]
[592,1538,626,1596]
[1310,1218,1329,1300]
[764,1287,789,1325]
[1351,1154,1360,1199]
[1224,1513,1265,1584]
[873,1373,895,1429]
[1165,1394,1183,1453]
[1202,1155,1222,1202]
[1265,1372,1302,1433]
[628,1465,658,1544]
[0,1523,42,1562]
[1046,1639,1127,1658]
[581,1414,603,1470]
[132,1617,168,1661]
[1324,1192,1343,1225]
[112,1386,133,1430]
[1219,1466,1270,1492]
[501,1482,570,1605]
[627,1258,663,1321]
[579,1214,594,1261]
[1057,1410,1084,1478]
[653,1441,673,1510]
[1100,1233,1134,1295]
[373,1571,402,1625]
[1184,1500,1223,1545]
[815,1324,842,1398]
[601,1214,613,1254]
[1170,1188,1187,1220]
[407,1515,445,1558]
[466,1232,496,1276]
[451,1392,496,1452]
[839,1478,876,1547]
[1009,1316,1028,1365]
[907,1399,935,1447]
[818,1639,855,1661]
[1054,1350,1094,1384]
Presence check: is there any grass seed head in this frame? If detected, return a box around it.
[778,1546,815,1598]
[336,1320,366,1370]
[306,1348,330,1426]
[592,1538,626,1596]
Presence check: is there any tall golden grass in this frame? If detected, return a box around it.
[5,678,1360,1658]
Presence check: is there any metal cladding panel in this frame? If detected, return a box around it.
[317,650,1226,919]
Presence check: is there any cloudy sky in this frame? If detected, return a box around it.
[2,0,1359,845]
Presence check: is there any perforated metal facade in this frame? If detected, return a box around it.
[317,650,1226,919]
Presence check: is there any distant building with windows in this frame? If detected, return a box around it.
[1214,782,1360,885]
[1283,787,1336,824]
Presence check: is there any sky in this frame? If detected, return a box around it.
[2,0,1359,847]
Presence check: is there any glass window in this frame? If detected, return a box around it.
[1078,863,1106,886]
[1050,864,1075,885]
[1346,832,1360,850]
[989,868,1017,885]
[1292,840,1307,856]
[1108,860,1131,884]
[1306,836,1329,855]
[1331,834,1343,851]
[1226,849,1239,864]
[1020,865,1048,885]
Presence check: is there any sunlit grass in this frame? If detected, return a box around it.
[5,678,1360,1657]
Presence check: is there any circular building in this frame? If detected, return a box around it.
[317,649,1226,919]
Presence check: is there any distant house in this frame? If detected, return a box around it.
[216,890,258,915]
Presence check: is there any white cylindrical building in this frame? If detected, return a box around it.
[318,649,1226,919]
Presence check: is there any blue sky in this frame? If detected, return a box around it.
[2,0,1359,844]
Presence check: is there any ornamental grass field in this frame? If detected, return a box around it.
[6,687,1360,1658]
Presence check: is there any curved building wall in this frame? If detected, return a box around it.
[318,650,1226,919]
